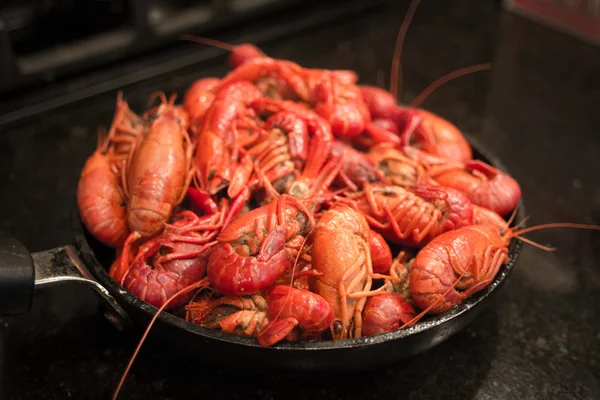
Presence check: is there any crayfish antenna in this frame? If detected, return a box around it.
[96,127,110,154]
[409,63,492,107]
[390,0,421,99]
[105,91,127,148]
[388,0,491,106]
[507,222,600,252]
[512,222,600,237]
[512,216,529,231]
[512,235,556,252]
[112,278,210,400]
[505,204,520,228]
[180,34,236,51]
[147,91,168,108]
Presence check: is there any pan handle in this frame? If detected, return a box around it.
[0,237,131,330]
[0,237,34,316]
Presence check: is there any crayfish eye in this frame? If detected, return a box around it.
[379,161,390,174]
[333,321,343,336]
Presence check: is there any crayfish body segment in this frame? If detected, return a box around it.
[311,205,373,340]
[110,211,219,309]
[409,224,509,314]
[346,183,474,248]
[126,97,193,238]
[431,160,522,216]
[206,194,314,296]
[77,137,130,248]
[257,286,333,347]
[362,293,416,337]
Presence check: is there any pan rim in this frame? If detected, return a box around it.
[73,132,525,351]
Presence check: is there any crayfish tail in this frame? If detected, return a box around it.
[257,318,297,347]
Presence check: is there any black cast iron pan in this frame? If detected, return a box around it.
[0,133,525,374]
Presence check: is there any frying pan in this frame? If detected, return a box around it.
[0,133,525,374]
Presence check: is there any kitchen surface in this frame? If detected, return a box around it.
[1,0,599,399]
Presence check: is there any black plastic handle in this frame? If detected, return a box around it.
[0,240,132,328]
[0,237,35,316]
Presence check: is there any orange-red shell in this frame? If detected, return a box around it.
[127,107,189,237]
[77,151,129,247]
[410,224,508,314]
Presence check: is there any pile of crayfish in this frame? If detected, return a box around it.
[77,30,528,347]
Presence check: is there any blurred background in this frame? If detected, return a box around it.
[0,0,598,123]
[0,0,385,122]
[0,0,599,399]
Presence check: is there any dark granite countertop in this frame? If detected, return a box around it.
[1,1,599,399]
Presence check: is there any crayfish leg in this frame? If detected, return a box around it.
[110,231,141,283]
[222,187,251,229]
[257,317,299,347]
[462,245,507,298]
[256,226,287,263]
